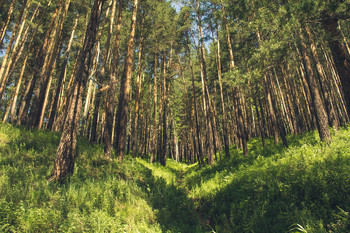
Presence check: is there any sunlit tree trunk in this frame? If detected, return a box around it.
[0,0,15,46]
[188,43,203,165]
[0,0,29,99]
[9,54,29,123]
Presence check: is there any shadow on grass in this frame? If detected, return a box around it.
[195,154,350,232]
[136,162,203,233]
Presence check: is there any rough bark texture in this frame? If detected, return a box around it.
[299,27,332,143]
[49,0,103,182]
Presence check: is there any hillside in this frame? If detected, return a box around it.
[1,123,350,232]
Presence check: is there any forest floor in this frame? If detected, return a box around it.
[1,123,350,232]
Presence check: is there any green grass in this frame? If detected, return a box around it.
[183,128,350,232]
[0,123,202,233]
[1,123,350,232]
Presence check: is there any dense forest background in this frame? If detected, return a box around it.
[0,0,350,179]
[1,0,350,231]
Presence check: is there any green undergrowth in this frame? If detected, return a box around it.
[0,123,201,232]
[1,123,350,232]
[184,128,350,233]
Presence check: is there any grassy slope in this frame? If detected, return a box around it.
[0,123,350,232]
[183,128,350,232]
[0,123,201,233]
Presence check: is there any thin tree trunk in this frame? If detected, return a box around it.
[17,0,62,126]
[150,42,158,164]
[0,0,29,98]
[305,25,338,129]
[215,27,230,157]
[255,85,266,147]
[47,15,79,130]
[196,0,214,165]
[188,43,203,165]
[131,19,144,158]
[0,0,15,46]
[104,0,123,157]
[160,52,168,166]
[30,0,71,129]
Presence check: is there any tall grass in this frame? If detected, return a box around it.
[184,128,350,232]
[1,123,350,232]
[0,123,203,232]
[0,124,163,232]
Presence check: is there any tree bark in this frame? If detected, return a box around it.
[49,0,104,182]
[299,27,331,143]
[150,42,158,164]
[215,27,230,158]
[322,17,350,115]
[131,19,144,158]
[104,0,123,157]
[47,14,79,131]
[114,0,139,161]
[0,0,15,46]
[196,0,214,165]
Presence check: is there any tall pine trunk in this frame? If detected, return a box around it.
[299,27,331,143]
[114,0,139,160]
[49,0,103,182]
[322,17,350,115]
[104,0,123,157]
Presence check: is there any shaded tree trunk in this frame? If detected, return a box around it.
[131,19,144,158]
[47,14,79,131]
[114,0,139,160]
[0,0,16,45]
[49,0,104,182]
[105,0,123,157]
[150,42,158,164]
[299,27,331,143]
[322,17,350,115]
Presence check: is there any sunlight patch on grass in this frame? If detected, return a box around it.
[0,132,9,146]
[136,158,184,185]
